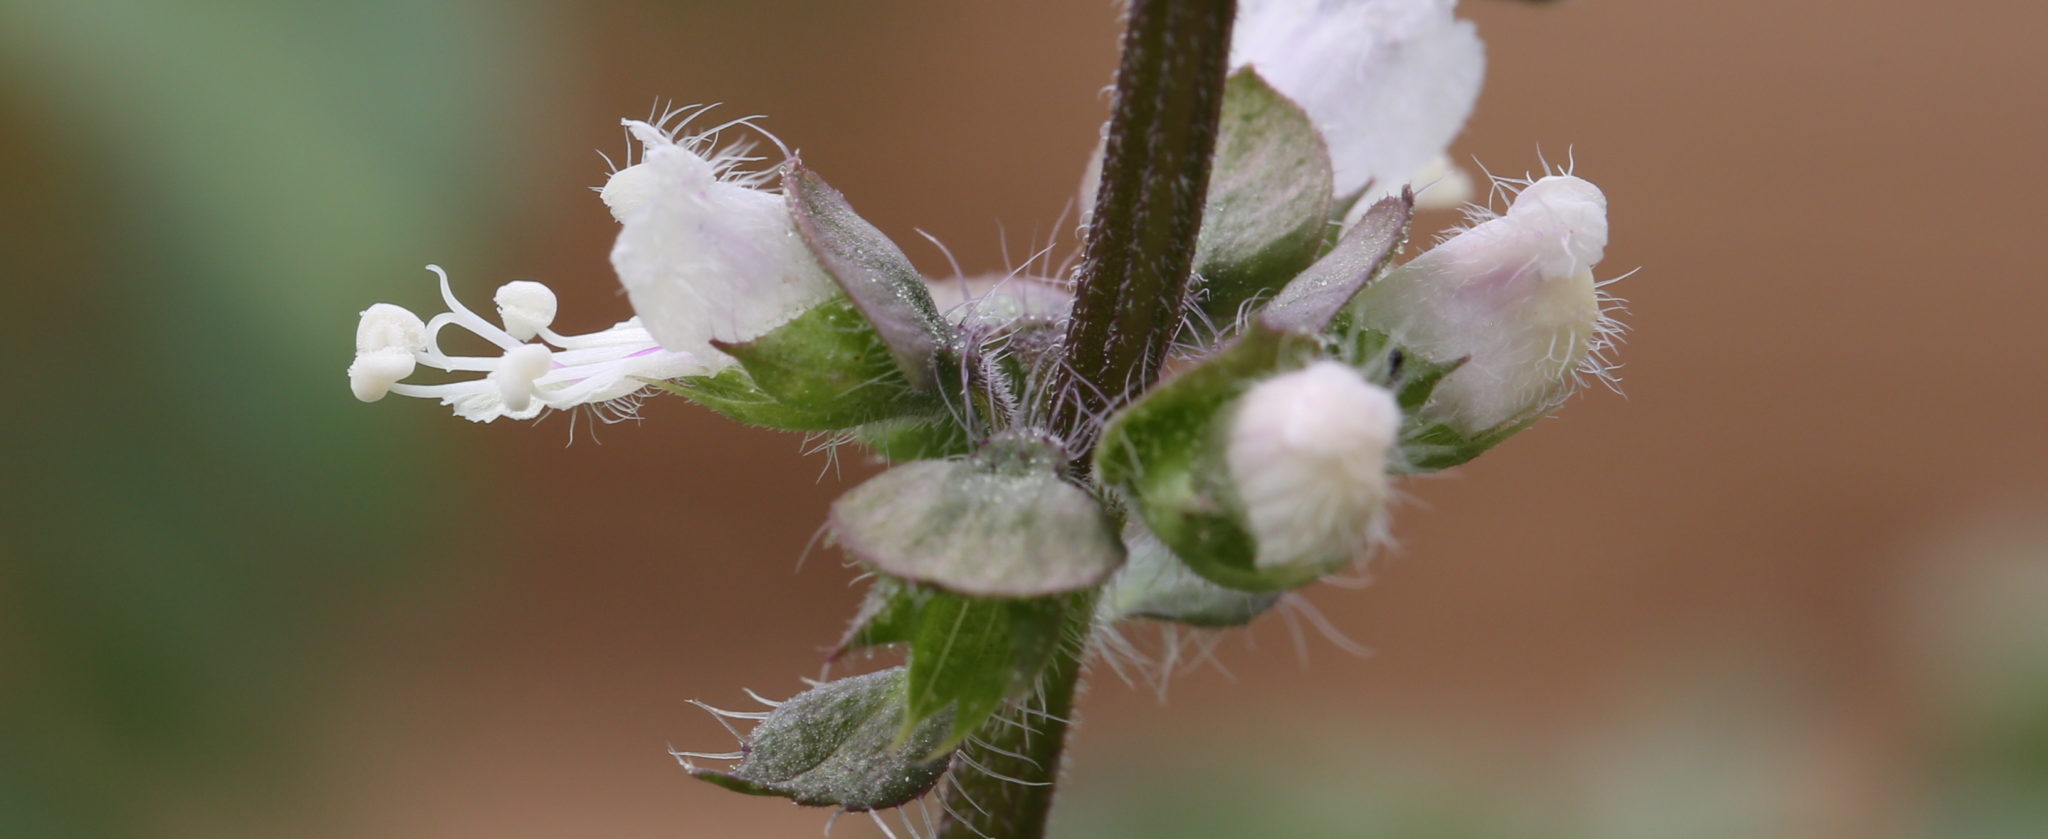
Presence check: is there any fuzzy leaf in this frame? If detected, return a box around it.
[1261,192,1413,334]
[1094,323,1331,592]
[1195,68,1336,321]
[785,161,954,389]
[1100,522,1280,627]
[688,668,953,811]
[830,434,1125,597]
[904,593,1069,751]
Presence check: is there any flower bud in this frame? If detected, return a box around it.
[493,280,557,341]
[1226,361,1400,573]
[1351,174,1614,434]
[1230,0,1484,201]
[607,120,837,369]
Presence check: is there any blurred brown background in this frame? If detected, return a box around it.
[2,1,2044,838]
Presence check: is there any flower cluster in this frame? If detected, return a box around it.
[343,0,1625,826]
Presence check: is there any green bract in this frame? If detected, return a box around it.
[1333,326,1532,472]
[1094,323,1328,592]
[904,592,1070,751]
[784,160,956,389]
[830,433,1124,598]
[1091,196,1420,593]
[1264,193,1413,334]
[646,160,961,432]
[1193,68,1336,321]
[1099,521,1280,627]
[688,667,954,811]
[833,579,1075,752]
[640,298,930,431]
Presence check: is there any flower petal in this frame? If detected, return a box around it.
[1231,0,1484,199]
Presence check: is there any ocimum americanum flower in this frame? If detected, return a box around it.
[1352,172,1620,435]
[601,115,840,370]
[341,1,1628,834]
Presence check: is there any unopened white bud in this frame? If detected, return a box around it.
[489,343,553,413]
[1353,174,1615,434]
[1227,361,1400,573]
[494,280,557,341]
[608,119,836,367]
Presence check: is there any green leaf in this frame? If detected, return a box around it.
[904,593,1070,751]
[1093,323,1331,592]
[830,433,1125,597]
[688,667,953,811]
[1100,521,1280,627]
[1261,192,1413,334]
[1194,68,1336,322]
[785,160,954,389]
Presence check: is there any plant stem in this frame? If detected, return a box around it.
[938,2,1235,837]
[934,595,1094,839]
[1046,0,1236,447]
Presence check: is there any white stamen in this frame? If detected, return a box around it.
[494,280,558,341]
[490,344,553,413]
[348,265,707,423]
[349,304,428,402]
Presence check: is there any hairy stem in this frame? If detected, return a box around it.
[935,595,1094,839]
[1047,0,1236,446]
[938,2,1235,837]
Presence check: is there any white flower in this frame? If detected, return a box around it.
[1226,360,1401,573]
[1351,172,1621,434]
[347,265,703,423]
[603,112,837,369]
[1230,0,1484,202]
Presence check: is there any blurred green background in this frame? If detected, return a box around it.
[2,1,2044,838]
